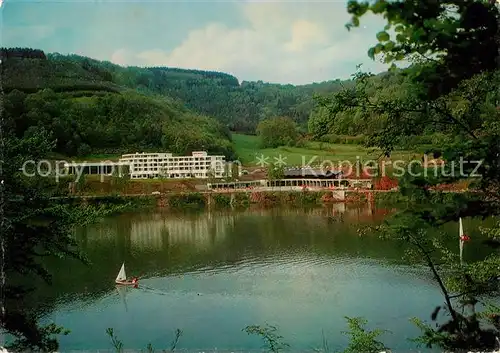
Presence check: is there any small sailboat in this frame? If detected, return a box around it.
[459,217,471,265]
[115,262,139,286]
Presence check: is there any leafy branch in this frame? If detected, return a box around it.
[243,324,290,353]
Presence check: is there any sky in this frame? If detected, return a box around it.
[1,0,394,85]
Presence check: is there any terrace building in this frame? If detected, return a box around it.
[283,167,343,179]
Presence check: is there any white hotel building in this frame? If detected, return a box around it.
[64,151,228,180]
[119,151,226,179]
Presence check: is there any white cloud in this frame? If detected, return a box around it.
[109,2,392,84]
[110,48,132,66]
[284,20,328,52]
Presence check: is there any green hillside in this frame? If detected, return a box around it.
[3,57,123,94]
[2,48,235,158]
[3,47,459,159]
[4,48,410,140]
[45,52,357,133]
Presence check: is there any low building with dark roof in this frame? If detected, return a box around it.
[283,168,343,179]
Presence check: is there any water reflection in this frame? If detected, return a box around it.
[115,285,129,312]
[31,205,397,320]
[81,204,392,253]
[23,204,497,352]
[130,212,234,250]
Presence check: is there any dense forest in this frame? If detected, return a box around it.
[3,48,359,134]
[2,48,235,158]
[4,46,489,157]
[45,52,359,133]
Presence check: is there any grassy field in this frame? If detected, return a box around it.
[232,134,417,167]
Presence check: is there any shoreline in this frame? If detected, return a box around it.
[50,189,426,211]
[49,175,473,212]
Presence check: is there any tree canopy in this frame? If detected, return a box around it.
[256,116,302,149]
[1,117,132,351]
[322,0,500,350]
[346,0,499,98]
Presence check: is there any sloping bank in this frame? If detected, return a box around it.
[59,190,405,210]
[54,194,158,212]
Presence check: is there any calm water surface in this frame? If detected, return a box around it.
[26,204,492,352]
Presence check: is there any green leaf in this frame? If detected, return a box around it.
[373,43,384,55]
[394,24,405,33]
[395,52,405,60]
[371,0,388,13]
[367,47,376,60]
[395,33,406,42]
[384,40,395,51]
[376,31,390,42]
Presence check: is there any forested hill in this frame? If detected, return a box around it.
[2,47,235,158]
[3,47,406,153]
[4,48,363,133]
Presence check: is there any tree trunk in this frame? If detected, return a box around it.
[497,1,500,108]
[490,0,500,106]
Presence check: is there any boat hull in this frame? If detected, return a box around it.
[115,280,138,285]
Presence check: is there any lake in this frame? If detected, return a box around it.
[22,203,492,352]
